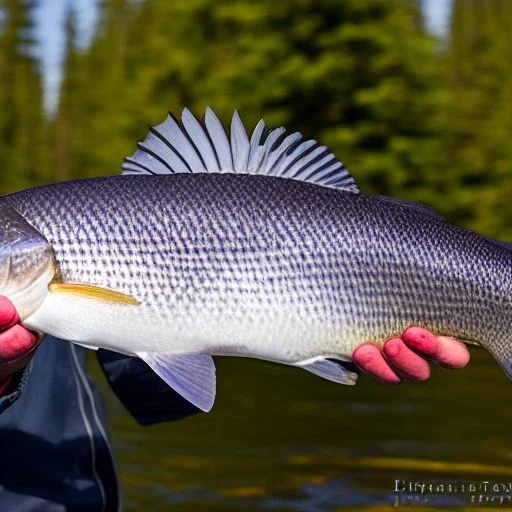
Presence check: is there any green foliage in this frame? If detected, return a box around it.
[0,0,51,193]
[55,4,79,180]
[444,0,512,239]
[2,0,512,240]
[54,0,137,180]
[61,0,445,199]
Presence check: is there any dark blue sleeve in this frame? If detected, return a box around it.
[96,349,199,426]
[0,363,33,415]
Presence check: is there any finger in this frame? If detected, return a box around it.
[0,325,39,361]
[0,343,40,380]
[353,343,401,384]
[383,338,430,381]
[401,327,470,369]
[0,296,19,330]
[436,336,471,369]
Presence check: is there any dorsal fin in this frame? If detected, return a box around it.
[122,107,359,193]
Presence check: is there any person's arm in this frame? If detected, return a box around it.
[96,349,199,425]
[0,297,41,413]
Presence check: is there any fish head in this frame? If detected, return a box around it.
[0,204,55,319]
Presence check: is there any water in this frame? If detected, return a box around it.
[92,348,512,510]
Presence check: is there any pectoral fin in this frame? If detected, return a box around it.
[138,352,216,412]
[49,283,140,305]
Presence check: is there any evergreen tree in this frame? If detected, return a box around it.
[55,3,79,181]
[446,0,512,238]
[70,0,135,178]
[71,0,445,198]
[0,0,50,193]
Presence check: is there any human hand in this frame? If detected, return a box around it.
[0,296,41,393]
[352,327,470,384]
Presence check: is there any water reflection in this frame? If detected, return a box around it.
[91,348,512,510]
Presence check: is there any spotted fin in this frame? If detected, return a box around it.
[138,352,216,412]
[122,107,359,193]
[295,358,358,385]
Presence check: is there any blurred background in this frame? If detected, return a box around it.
[2,0,512,510]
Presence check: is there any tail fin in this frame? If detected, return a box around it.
[489,348,512,380]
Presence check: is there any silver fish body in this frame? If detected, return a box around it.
[1,107,511,411]
[3,173,512,371]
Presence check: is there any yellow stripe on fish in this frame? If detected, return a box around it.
[49,283,140,305]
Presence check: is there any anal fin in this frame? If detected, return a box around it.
[73,342,99,351]
[138,352,216,412]
[295,358,358,385]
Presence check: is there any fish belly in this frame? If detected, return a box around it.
[23,289,360,362]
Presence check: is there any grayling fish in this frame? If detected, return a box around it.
[0,107,510,411]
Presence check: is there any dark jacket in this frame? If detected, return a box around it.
[0,336,198,511]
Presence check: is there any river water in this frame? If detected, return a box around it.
[92,347,512,511]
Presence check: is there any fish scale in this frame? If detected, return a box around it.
[5,172,511,356]
[0,107,510,412]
